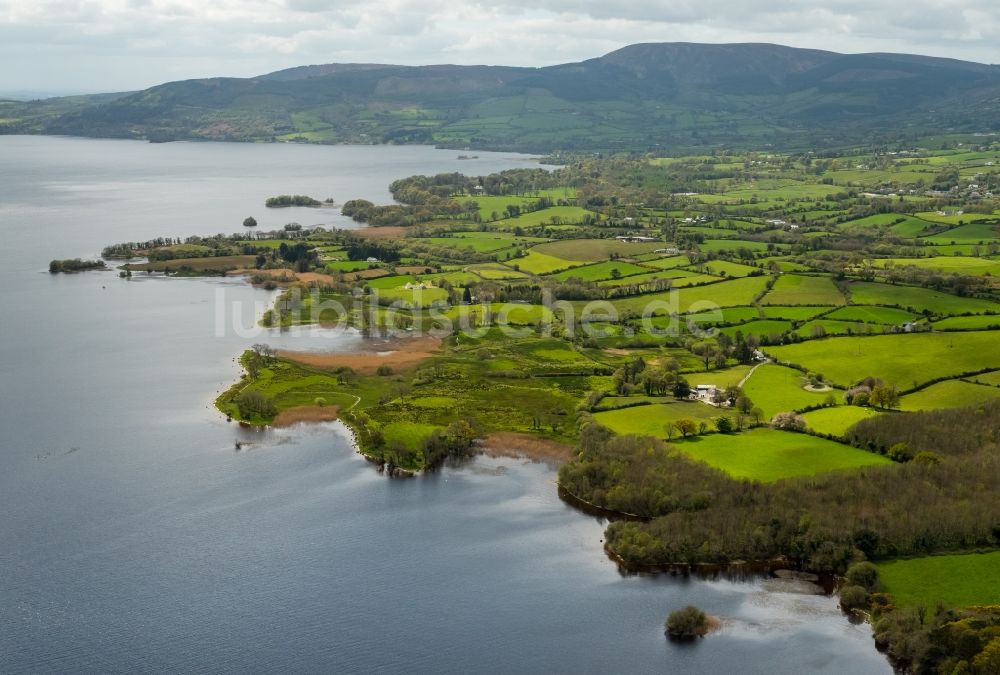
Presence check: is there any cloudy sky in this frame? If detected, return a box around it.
[1,0,998,96]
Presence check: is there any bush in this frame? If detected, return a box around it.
[376,365,394,376]
[839,585,869,611]
[665,605,710,638]
[845,561,880,591]
[771,411,807,431]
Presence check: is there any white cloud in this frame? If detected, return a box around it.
[0,0,997,93]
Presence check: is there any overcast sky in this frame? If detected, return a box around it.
[1,0,998,96]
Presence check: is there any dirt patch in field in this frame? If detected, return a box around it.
[230,268,335,285]
[479,432,576,464]
[395,265,434,275]
[273,405,341,427]
[354,226,414,240]
[344,268,392,281]
[278,334,442,374]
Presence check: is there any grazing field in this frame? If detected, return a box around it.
[676,428,892,482]
[592,401,718,436]
[508,250,578,275]
[967,370,1000,386]
[495,205,597,228]
[685,365,754,389]
[872,256,1000,277]
[742,364,832,418]
[698,260,762,277]
[795,319,876,337]
[532,238,663,262]
[550,260,650,281]
[848,281,1000,315]
[759,305,833,320]
[920,222,1000,245]
[824,306,917,324]
[762,274,846,306]
[718,320,793,340]
[877,552,1000,609]
[766,331,1000,389]
[641,255,691,269]
[686,306,762,325]
[898,379,1000,411]
[932,315,1000,330]
[589,276,771,317]
[800,406,882,437]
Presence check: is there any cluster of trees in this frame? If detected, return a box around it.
[611,356,691,398]
[344,239,400,263]
[235,390,276,419]
[265,195,321,207]
[48,258,106,273]
[560,401,1000,573]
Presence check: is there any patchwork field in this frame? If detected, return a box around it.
[762,274,846,306]
[800,406,882,437]
[898,379,1000,411]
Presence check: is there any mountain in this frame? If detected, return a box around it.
[3,42,999,152]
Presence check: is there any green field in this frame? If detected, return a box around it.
[676,428,892,482]
[593,400,719,436]
[762,274,846,306]
[878,552,1000,609]
[550,260,651,281]
[873,256,1000,277]
[800,406,882,437]
[759,305,833,320]
[532,238,664,262]
[766,331,1000,389]
[898,379,1000,411]
[718,320,792,340]
[742,364,832,418]
[932,315,1000,330]
[508,250,577,275]
[824,306,917,324]
[849,282,1000,316]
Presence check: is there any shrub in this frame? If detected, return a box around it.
[376,365,394,376]
[665,605,710,638]
[771,411,807,431]
[845,561,880,591]
[839,585,869,611]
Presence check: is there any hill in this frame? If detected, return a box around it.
[2,42,999,151]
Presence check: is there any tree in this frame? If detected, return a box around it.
[665,606,710,638]
[845,562,880,591]
[973,636,1000,674]
[715,416,734,433]
[674,418,698,437]
[243,216,258,228]
[771,411,807,431]
[870,385,900,410]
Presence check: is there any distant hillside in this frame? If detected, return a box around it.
[3,42,999,152]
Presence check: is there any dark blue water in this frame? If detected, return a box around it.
[0,137,892,673]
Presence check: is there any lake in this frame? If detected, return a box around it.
[0,136,892,673]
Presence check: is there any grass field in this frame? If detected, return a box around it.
[718,319,792,340]
[593,400,719,436]
[824,306,917,324]
[676,428,892,482]
[932,315,1000,330]
[550,260,651,281]
[877,552,1000,609]
[800,406,882,437]
[742,364,833,418]
[848,281,1000,316]
[698,260,762,277]
[507,250,578,275]
[762,274,846,306]
[873,256,1000,277]
[898,379,1000,411]
[759,305,833,320]
[532,238,664,262]
[766,331,1000,389]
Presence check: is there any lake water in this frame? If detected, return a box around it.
[0,136,892,673]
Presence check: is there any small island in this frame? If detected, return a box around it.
[265,195,326,208]
[49,258,106,273]
[665,606,717,639]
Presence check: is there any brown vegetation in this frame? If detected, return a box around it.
[278,335,442,374]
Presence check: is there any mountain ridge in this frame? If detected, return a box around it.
[2,42,999,152]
